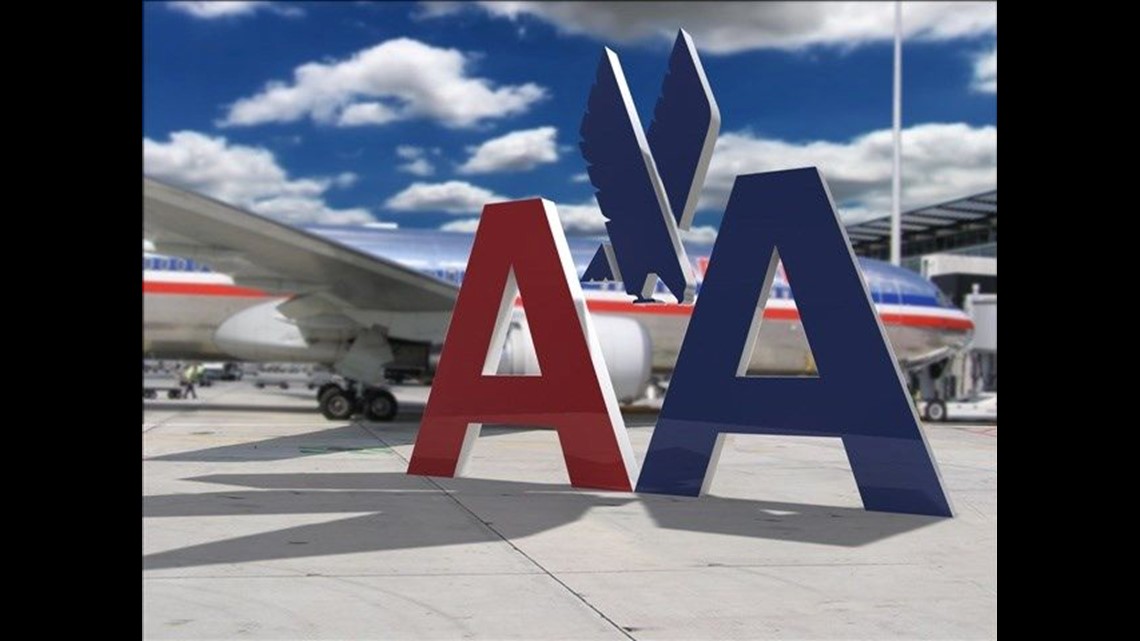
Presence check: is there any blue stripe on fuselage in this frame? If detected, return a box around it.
[297,225,953,310]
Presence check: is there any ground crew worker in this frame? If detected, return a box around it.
[181,362,204,399]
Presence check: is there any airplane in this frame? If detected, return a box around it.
[144,176,974,421]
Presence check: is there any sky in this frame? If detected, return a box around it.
[143,1,997,241]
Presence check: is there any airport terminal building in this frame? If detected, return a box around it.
[848,190,997,400]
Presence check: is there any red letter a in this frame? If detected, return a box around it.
[406,199,638,490]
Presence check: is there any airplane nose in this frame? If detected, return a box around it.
[899,309,974,369]
[951,312,975,351]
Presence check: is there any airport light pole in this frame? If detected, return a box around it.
[891,1,903,266]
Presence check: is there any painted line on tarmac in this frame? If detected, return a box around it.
[354,420,637,641]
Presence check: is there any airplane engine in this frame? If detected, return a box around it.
[215,300,652,401]
[213,298,348,363]
[496,313,652,403]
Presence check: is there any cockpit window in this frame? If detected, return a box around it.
[936,289,954,308]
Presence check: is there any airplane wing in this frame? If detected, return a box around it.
[143,176,458,349]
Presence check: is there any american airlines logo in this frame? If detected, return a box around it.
[408,31,954,518]
[578,31,718,305]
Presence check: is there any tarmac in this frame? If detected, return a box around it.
[143,381,997,640]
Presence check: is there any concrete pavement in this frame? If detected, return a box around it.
[144,382,996,639]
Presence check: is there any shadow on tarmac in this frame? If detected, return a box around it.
[144,401,321,414]
[146,422,528,461]
[147,420,636,462]
[143,471,942,570]
[142,399,429,416]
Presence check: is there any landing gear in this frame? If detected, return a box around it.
[315,382,399,422]
[315,383,341,402]
[362,389,398,421]
[925,400,947,422]
[318,386,357,421]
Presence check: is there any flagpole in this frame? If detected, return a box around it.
[891,1,903,266]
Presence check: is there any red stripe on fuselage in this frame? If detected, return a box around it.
[143,280,971,332]
[584,299,693,316]
[583,299,798,321]
[143,281,269,298]
[878,313,974,331]
[581,299,972,332]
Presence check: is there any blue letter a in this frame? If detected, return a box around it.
[636,168,953,517]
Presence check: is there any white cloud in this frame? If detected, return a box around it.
[437,198,720,239]
[973,47,997,93]
[395,146,437,176]
[553,198,719,238]
[570,172,590,183]
[400,158,435,177]
[333,172,358,188]
[336,102,401,126]
[679,225,718,244]
[412,129,995,235]
[440,2,995,54]
[143,130,373,225]
[436,198,608,234]
[699,123,996,222]
[458,126,559,174]
[385,180,509,214]
[219,38,547,129]
[440,218,482,233]
[167,2,303,20]
[555,200,608,233]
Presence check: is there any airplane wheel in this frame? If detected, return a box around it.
[925,400,947,422]
[255,382,265,389]
[316,382,341,401]
[319,388,357,421]
[363,389,398,422]
[279,382,289,389]
[167,389,182,399]
[144,389,157,399]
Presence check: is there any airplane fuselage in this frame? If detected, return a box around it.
[143,226,973,373]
